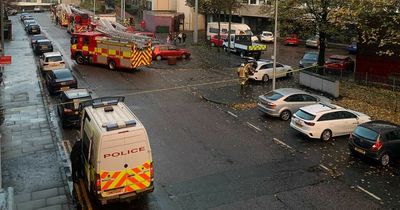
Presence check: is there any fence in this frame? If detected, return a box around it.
[354,72,400,91]
[299,69,340,98]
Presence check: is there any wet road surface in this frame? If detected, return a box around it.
[21,12,400,209]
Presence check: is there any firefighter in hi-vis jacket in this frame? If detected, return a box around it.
[237,62,254,88]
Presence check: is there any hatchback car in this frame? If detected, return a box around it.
[348,120,400,166]
[247,60,293,82]
[299,51,318,68]
[23,19,37,29]
[39,52,65,74]
[347,42,357,54]
[324,55,355,73]
[290,103,371,141]
[258,88,330,121]
[30,34,47,49]
[21,15,33,22]
[20,13,30,21]
[34,39,53,55]
[26,23,41,35]
[260,31,274,43]
[152,45,191,61]
[210,34,227,47]
[57,88,92,128]
[305,36,319,48]
[284,34,299,46]
[45,68,77,95]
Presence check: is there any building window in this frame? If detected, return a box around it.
[250,0,257,4]
[242,0,248,4]
[259,0,266,4]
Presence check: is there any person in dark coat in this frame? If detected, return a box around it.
[182,32,187,43]
[70,140,83,183]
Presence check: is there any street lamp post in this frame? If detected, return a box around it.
[272,0,278,90]
[193,0,198,44]
[93,0,96,16]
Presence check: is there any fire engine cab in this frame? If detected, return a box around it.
[70,31,152,70]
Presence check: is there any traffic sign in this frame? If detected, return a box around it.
[0,56,12,65]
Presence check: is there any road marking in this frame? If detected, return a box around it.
[227,111,238,118]
[247,122,262,132]
[273,138,294,150]
[319,164,330,172]
[356,185,382,201]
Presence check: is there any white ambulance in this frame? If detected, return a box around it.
[79,97,154,204]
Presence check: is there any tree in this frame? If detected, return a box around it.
[350,0,400,57]
[261,0,350,72]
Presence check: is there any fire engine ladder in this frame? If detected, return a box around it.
[95,19,150,48]
[61,4,73,15]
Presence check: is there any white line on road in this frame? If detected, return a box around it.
[273,138,294,150]
[247,122,262,132]
[319,164,330,172]
[227,111,238,118]
[356,185,382,201]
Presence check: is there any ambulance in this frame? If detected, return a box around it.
[78,97,154,204]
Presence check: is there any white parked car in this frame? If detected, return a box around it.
[305,36,319,48]
[260,31,274,43]
[248,60,293,82]
[290,103,371,141]
[39,51,65,74]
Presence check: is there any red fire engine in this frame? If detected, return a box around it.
[70,31,152,70]
[67,7,91,33]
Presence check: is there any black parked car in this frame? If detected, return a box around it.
[20,14,33,22]
[34,39,53,55]
[348,120,400,166]
[45,68,77,95]
[57,88,92,128]
[26,24,41,35]
[30,34,47,49]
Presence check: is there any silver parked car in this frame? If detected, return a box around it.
[257,88,331,121]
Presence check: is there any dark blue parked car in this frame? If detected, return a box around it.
[347,42,357,54]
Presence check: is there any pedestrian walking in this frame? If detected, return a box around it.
[178,32,183,43]
[167,33,172,44]
[70,141,83,183]
[182,32,187,43]
[173,33,177,45]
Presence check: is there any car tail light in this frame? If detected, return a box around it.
[150,162,154,179]
[304,121,315,126]
[96,174,101,191]
[266,102,276,108]
[371,138,383,151]
[63,108,74,114]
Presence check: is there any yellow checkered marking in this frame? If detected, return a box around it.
[131,47,152,69]
[248,45,267,51]
[108,49,116,56]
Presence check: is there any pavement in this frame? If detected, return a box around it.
[0,16,71,210]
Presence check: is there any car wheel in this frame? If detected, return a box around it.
[321,129,332,141]
[223,46,228,52]
[181,54,187,59]
[211,42,215,47]
[156,55,162,61]
[286,72,293,77]
[380,153,390,166]
[240,51,245,58]
[262,74,269,83]
[108,60,116,70]
[75,54,84,65]
[280,110,291,121]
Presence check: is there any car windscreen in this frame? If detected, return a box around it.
[32,36,46,41]
[353,126,379,141]
[46,56,62,62]
[64,96,92,110]
[54,70,73,80]
[304,53,317,60]
[327,58,344,63]
[30,25,40,29]
[245,30,253,35]
[264,91,284,101]
[295,110,316,121]
[38,42,51,48]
